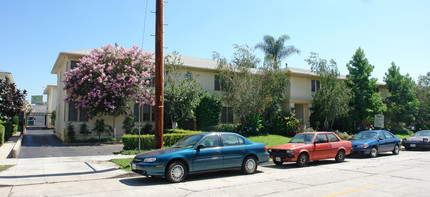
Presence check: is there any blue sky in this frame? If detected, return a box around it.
[1,0,429,101]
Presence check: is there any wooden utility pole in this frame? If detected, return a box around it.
[154,0,164,149]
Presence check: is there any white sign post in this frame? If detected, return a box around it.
[374,115,384,129]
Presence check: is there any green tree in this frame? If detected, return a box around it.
[255,35,300,70]
[306,53,351,130]
[346,48,386,131]
[416,72,430,129]
[196,93,222,130]
[163,53,201,129]
[384,62,419,126]
[0,78,27,121]
[214,44,290,121]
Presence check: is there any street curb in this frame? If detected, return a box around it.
[11,132,24,158]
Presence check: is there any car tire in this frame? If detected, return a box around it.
[166,161,187,183]
[392,145,400,155]
[242,156,258,174]
[335,150,345,163]
[369,147,378,158]
[273,160,283,166]
[296,153,309,167]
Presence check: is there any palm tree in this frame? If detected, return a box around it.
[255,35,300,69]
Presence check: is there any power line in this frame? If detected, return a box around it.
[141,0,149,49]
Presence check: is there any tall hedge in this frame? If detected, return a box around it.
[0,124,4,145]
[196,93,222,131]
[0,122,13,141]
[122,129,204,150]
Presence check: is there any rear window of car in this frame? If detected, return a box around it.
[327,133,340,142]
[221,134,244,146]
[384,131,394,139]
[316,134,329,143]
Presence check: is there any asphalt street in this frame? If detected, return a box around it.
[2,150,430,196]
[19,127,123,158]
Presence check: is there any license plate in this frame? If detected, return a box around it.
[131,163,136,170]
[410,144,416,147]
[276,157,281,162]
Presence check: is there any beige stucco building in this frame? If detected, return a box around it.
[0,70,14,83]
[50,49,388,141]
[43,84,57,128]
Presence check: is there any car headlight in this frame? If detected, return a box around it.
[268,149,272,153]
[357,144,369,148]
[424,138,429,143]
[143,157,157,163]
[286,150,292,154]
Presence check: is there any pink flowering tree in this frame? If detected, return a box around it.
[64,44,155,120]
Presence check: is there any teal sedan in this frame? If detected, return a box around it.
[130,132,269,182]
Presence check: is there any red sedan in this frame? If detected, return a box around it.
[268,132,352,167]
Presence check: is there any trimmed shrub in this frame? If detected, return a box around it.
[122,129,204,150]
[333,130,353,140]
[67,123,76,142]
[270,112,302,137]
[196,93,222,130]
[0,124,4,145]
[237,112,265,137]
[208,124,239,132]
[389,127,414,135]
[0,122,13,141]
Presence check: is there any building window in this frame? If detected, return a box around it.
[134,104,155,122]
[311,80,321,92]
[68,102,88,122]
[70,60,79,70]
[214,75,222,91]
[68,102,78,121]
[221,107,233,123]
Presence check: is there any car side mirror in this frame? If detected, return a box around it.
[196,144,205,151]
[378,137,383,141]
[314,139,319,144]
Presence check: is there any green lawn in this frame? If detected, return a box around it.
[111,134,290,170]
[111,158,133,172]
[247,135,292,147]
[395,134,411,140]
[0,165,13,172]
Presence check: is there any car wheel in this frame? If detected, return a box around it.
[392,145,400,155]
[296,153,309,167]
[369,147,378,158]
[273,160,283,166]
[335,150,345,163]
[166,161,187,183]
[242,156,258,174]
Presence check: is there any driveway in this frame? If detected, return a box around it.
[19,127,123,158]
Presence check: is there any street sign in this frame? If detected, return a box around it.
[31,95,43,104]
[374,115,384,128]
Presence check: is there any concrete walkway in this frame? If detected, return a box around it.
[0,155,135,187]
[0,132,23,159]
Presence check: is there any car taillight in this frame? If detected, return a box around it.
[265,146,268,152]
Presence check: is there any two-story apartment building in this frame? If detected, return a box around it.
[49,49,388,141]
[43,84,57,128]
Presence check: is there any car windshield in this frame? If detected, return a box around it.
[171,134,204,148]
[413,131,430,137]
[352,132,378,140]
[290,134,315,143]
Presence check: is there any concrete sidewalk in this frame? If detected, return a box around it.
[0,132,23,159]
[0,155,135,187]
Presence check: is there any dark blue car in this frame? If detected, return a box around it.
[130,132,270,182]
[350,130,401,158]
